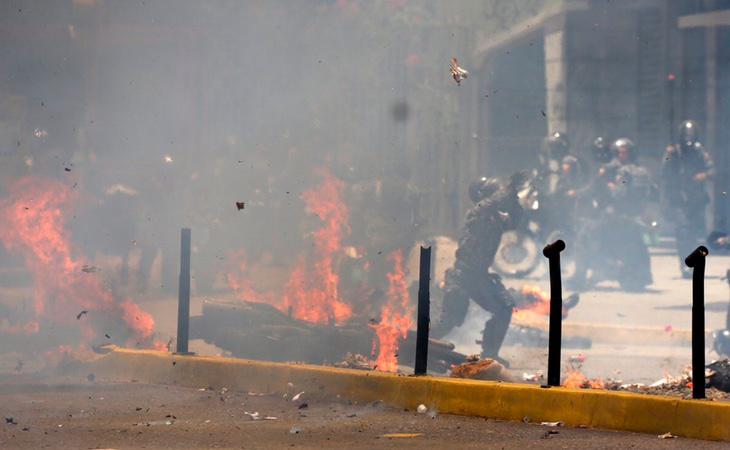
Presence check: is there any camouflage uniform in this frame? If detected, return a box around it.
[433,174,525,362]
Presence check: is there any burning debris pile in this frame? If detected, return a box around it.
[222,168,433,372]
[0,177,160,351]
[189,299,465,372]
[558,358,730,401]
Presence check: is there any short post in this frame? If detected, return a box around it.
[176,228,193,355]
[685,245,709,399]
[543,239,566,387]
[414,246,432,375]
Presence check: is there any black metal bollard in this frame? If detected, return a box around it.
[543,239,566,387]
[176,228,193,355]
[414,246,432,376]
[685,245,709,399]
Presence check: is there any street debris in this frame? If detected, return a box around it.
[450,57,468,85]
[658,432,677,439]
[416,404,427,414]
[541,430,560,439]
[334,352,372,370]
[236,201,245,211]
[289,426,301,434]
[81,265,100,273]
[244,411,260,420]
[381,433,423,439]
[298,402,308,410]
[291,391,305,401]
[105,183,139,196]
[540,421,563,427]
[87,373,96,382]
[522,371,544,382]
[450,358,513,382]
[707,359,730,392]
[5,417,17,425]
[76,310,88,320]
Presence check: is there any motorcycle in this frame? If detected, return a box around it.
[493,178,576,278]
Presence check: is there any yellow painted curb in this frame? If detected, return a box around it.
[87,347,730,441]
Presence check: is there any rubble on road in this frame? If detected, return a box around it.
[599,364,730,401]
[707,359,730,392]
[450,358,514,382]
[333,352,371,370]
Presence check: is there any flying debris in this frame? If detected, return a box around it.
[450,57,468,85]
[236,201,245,211]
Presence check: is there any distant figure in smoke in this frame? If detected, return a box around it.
[432,172,527,367]
[535,132,587,236]
[661,121,715,278]
[572,138,654,291]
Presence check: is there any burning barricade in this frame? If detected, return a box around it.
[202,168,465,372]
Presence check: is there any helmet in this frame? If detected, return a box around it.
[469,176,500,203]
[678,120,699,150]
[544,132,570,159]
[592,137,612,163]
[612,138,636,163]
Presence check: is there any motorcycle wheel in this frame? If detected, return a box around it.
[494,230,540,278]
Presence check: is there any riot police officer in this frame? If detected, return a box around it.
[661,121,715,278]
[432,173,526,366]
[592,136,613,166]
[573,138,653,290]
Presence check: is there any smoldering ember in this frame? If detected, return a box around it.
[2,1,730,448]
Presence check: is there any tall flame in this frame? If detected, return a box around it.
[227,169,352,325]
[0,176,157,345]
[282,168,351,324]
[371,250,413,372]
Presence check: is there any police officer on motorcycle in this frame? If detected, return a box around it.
[661,121,715,278]
[432,173,527,367]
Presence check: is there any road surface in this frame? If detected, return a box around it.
[0,380,725,449]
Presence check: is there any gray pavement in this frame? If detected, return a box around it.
[1,380,727,449]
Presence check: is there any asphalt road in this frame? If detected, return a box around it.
[0,380,727,450]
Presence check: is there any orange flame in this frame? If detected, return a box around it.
[227,169,352,325]
[282,168,351,324]
[0,177,157,345]
[513,284,567,322]
[563,369,605,389]
[371,250,413,372]
[226,250,279,308]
